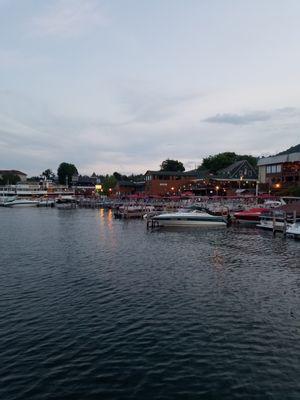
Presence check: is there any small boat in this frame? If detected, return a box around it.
[286,222,300,239]
[257,210,288,231]
[37,199,55,207]
[114,205,155,219]
[257,203,300,231]
[234,207,268,224]
[3,198,39,207]
[149,207,228,227]
[56,197,77,209]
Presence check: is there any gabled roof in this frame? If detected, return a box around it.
[117,180,145,187]
[186,168,210,179]
[216,160,258,180]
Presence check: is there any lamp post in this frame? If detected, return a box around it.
[255,180,259,197]
[239,176,243,189]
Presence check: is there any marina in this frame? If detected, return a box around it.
[1,207,300,400]
[2,1,300,398]
[2,194,299,241]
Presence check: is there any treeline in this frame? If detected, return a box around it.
[24,152,257,192]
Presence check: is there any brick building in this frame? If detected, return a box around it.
[257,152,300,189]
[144,170,198,196]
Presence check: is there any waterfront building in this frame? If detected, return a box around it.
[212,160,258,195]
[257,152,300,190]
[0,169,27,182]
[144,170,199,196]
[114,180,145,196]
[73,175,99,196]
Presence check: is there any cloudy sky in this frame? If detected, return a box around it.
[1,0,300,176]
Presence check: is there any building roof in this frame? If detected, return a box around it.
[117,180,145,187]
[0,169,27,176]
[215,160,258,180]
[145,170,198,177]
[257,152,300,166]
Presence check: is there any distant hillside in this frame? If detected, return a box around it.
[277,144,300,155]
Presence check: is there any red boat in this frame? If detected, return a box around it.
[234,207,268,224]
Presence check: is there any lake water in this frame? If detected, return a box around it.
[1,207,300,400]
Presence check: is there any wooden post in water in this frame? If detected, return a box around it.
[283,212,287,237]
[272,214,276,236]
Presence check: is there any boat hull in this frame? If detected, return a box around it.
[4,200,39,207]
[286,223,300,239]
[155,220,226,227]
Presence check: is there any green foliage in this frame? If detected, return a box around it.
[128,173,145,182]
[160,159,185,172]
[201,152,257,173]
[0,174,21,185]
[57,162,78,185]
[277,144,300,155]
[102,175,117,195]
[113,172,129,181]
[27,176,40,182]
[280,187,300,196]
[42,169,55,179]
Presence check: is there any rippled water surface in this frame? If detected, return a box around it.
[1,207,300,400]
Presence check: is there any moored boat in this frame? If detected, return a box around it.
[56,197,77,209]
[148,207,228,228]
[286,222,300,239]
[234,207,268,224]
[3,198,39,207]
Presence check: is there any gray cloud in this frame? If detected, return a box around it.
[203,111,271,125]
[203,107,300,125]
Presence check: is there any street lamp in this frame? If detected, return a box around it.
[215,185,220,196]
[239,176,243,189]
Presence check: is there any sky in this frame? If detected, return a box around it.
[1,0,300,176]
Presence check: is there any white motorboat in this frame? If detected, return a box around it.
[3,198,39,207]
[257,204,300,231]
[149,207,228,227]
[286,222,300,239]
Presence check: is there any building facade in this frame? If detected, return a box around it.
[144,170,198,196]
[257,152,300,189]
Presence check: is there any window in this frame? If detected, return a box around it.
[267,164,282,174]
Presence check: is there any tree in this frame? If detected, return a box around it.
[102,175,117,195]
[201,152,257,173]
[57,162,78,186]
[113,172,122,181]
[0,174,21,185]
[42,169,55,180]
[160,159,185,172]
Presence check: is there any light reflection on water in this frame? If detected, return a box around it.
[0,207,300,400]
